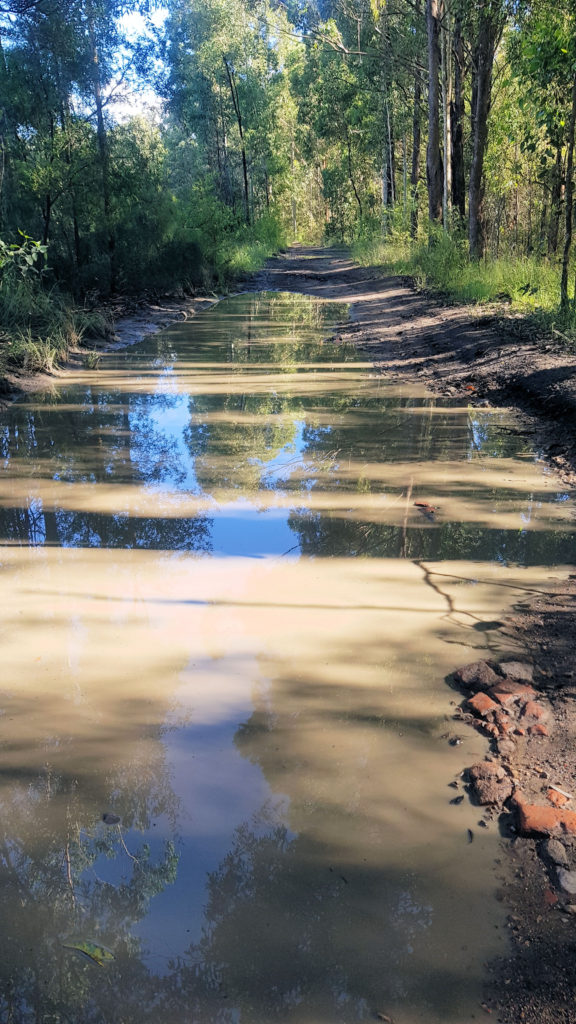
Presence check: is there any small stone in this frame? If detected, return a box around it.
[543,838,569,867]
[557,868,576,895]
[565,905,576,915]
[467,692,500,717]
[547,788,570,808]
[454,660,501,692]
[543,888,558,907]
[529,724,550,737]
[500,661,534,683]
[496,738,516,757]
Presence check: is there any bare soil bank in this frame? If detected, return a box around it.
[253,246,576,1024]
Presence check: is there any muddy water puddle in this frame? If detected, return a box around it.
[0,292,575,1023]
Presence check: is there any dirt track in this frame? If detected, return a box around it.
[253,246,576,1024]
[253,245,576,486]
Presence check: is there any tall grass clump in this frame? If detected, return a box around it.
[0,235,108,378]
[353,218,576,344]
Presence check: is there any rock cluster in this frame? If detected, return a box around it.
[453,658,576,886]
[454,658,549,742]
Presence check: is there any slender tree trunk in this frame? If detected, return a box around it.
[346,131,363,218]
[42,195,51,245]
[411,1,422,238]
[469,3,503,259]
[426,0,443,223]
[441,0,452,229]
[386,98,395,204]
[548,141,563,254]
[291,137,297,238]
[560,70,576,311]
[451,13,465,220]
[223,57,250,225]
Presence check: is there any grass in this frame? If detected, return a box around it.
[352,223,576,345]
[0,277,110,377]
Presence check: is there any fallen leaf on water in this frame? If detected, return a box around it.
[62,940,115,967]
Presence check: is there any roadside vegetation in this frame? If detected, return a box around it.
[2,0,576,374]
[353,221,576,343]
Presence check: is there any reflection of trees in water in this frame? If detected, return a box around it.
[288,504,576,565]
[0,767,179,1023]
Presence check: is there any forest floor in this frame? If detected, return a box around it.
[253,245,576,1024]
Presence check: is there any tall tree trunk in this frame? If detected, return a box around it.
[560,70,576,311]
[441,0,452,229]
[451,13,466,220]
[223,57,250,226]
[469,2,503,259]
[426,0,443,223]
[410,68,422,238]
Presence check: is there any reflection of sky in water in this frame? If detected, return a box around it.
[210,500,296,557]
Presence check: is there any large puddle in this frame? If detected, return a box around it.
[1,292,575,1023]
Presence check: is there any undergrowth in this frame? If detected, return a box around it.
[0,213,285,380]
[0,277,109,376]
[352,219,576,346]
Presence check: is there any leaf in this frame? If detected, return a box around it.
[62,940,115,967]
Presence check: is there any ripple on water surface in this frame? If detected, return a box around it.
[0,292,574,1023]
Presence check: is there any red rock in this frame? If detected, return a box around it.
[522,700,547,722]
[514,791,576,835]
[488,680,537,705]
[547,788,570,808]
[467,692,500,717]
[514,727,526,736]
[543,888,559,907]
[455,660,501,692]
[529,724,550,737]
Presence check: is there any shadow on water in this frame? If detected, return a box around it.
[0,292,574,1023]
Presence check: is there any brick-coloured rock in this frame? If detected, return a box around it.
[529,724,550,737]
[467,692,500,717]
[488,680,537,706]
[514,791,576,835]
[454,660,501,692]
